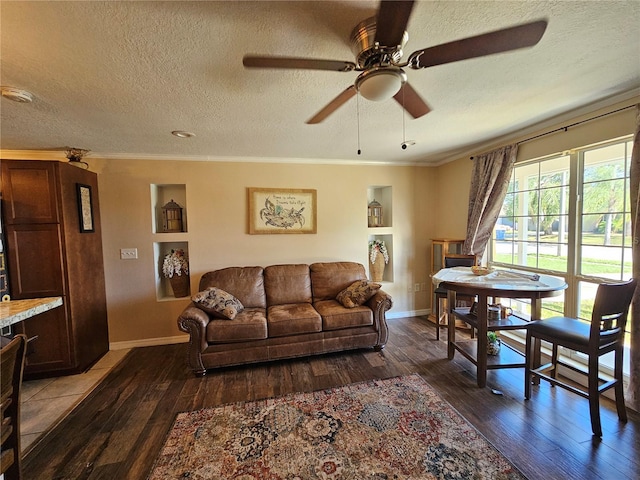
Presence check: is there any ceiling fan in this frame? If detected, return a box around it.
[243,0,547,124]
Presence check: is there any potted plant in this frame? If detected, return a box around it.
[162,249,190,297]
[368,239,389,282]
[487,331,501,355]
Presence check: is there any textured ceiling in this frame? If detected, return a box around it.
[1,1,639,165]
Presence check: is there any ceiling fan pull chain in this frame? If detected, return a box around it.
[401,85,408,150]
[356,92,362,155]
[402,85,406,144]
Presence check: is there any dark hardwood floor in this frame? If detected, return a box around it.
[23,316,640,479]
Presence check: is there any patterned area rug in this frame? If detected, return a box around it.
[149,374,525,479]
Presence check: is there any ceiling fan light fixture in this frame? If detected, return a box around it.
[355,68,406,102]
[350,16,408,68]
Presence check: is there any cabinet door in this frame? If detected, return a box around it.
[16,306,72,375]
[5,224,65,298]
[1,161,59,224]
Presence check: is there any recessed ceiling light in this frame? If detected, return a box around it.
[171,130,195,138]
[1,86,34,103]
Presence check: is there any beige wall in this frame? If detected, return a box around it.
[88,159,437,346]
[3,97,636,348]
[432,158,474,239]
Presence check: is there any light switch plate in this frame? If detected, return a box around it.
[120,248,138,259]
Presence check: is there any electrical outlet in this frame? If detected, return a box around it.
[414,283,420,292]
[120,248,138,259]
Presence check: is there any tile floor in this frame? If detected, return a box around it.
[20,349,130,455]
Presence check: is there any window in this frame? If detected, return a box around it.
[491,135,634,377]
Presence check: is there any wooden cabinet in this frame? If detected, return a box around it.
[1,160,109,378]
[4,224,65,297]
[2,161,59,224]
[431,239,465,274]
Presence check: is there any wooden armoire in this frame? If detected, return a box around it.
[1,160,109,378]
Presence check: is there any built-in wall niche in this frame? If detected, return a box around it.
[154,241,190,301]
[368,233,394,283]
[151,184,187,234]
[367,186,392,228]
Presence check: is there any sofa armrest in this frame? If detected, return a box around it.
[366,289,393,347]
[177,304,211,376]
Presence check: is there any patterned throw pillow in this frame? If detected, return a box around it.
[191,287,244,320]
[336,280,382,308]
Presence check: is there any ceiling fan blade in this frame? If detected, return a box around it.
[375,0,415,47]
[393,83,431,119]
[306,86,357,124]
[243,55,356,72]
[408,20,548,69]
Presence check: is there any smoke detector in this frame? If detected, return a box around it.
[171,130,195,138]
[1,86,34,103]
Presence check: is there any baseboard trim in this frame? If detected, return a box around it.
[110,335,189,351]
[387,309,429,319]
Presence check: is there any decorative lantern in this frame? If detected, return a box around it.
[162,199,184,232]
[368,199,383,227]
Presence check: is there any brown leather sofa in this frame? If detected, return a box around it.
[177,262,392,376]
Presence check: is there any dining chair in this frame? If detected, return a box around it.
[1,334,27,480]
[433,254,478,340]
[524,279,637,437]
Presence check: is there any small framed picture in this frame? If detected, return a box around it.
[469,301,478,316]
[76,183,95,233]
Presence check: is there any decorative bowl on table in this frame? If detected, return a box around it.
[471,266,492,276]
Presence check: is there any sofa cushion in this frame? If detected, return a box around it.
[192,287,244,320]
[199,267,266,309]
[264,264,313,305]
[313,299,374,331]
[206,307,268,343]
[336,280,381,308]
[310,262,367,301]
[267,303,322,337]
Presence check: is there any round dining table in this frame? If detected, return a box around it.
[432,267,568,388]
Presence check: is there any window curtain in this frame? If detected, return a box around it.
[628,104,640,412]
[463,144,518,259]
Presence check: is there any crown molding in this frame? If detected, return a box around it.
[0,150,68,161]
[0,150,431,167]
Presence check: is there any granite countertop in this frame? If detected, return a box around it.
[0,297,63,329]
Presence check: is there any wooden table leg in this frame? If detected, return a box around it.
[530,297,542,385]
[476,294,488,388]
[447,289,456,360]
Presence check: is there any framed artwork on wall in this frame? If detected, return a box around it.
[76,183,95,233]
[248,187,317,234]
